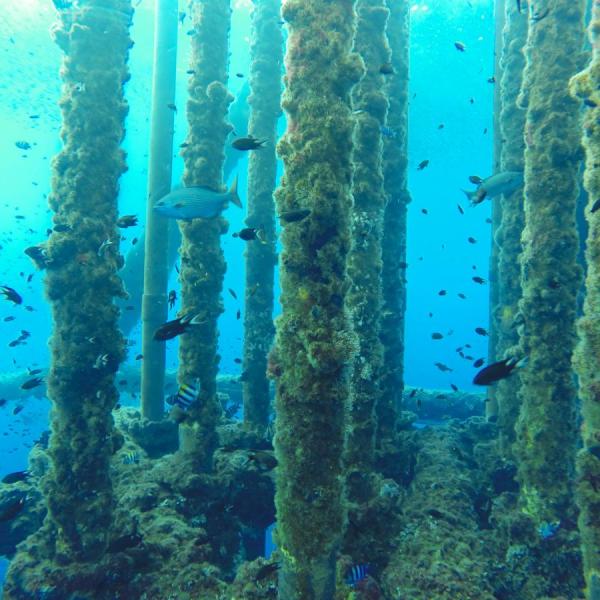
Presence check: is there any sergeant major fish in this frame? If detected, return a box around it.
[153,176,242,220]
[462,171,523,205]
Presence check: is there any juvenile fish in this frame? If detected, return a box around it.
[232,136,266,151]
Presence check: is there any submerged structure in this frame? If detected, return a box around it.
[1,0,600,599]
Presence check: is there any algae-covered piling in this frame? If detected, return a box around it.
[514,0,586,525]
[272,0,362,597]
[492,0,527,452]
[378,0,411,449]
[178,0,233,468]
[242,0,282,431]
[569,4,600,593]
[345,0,389,498]
[31,0,132,560]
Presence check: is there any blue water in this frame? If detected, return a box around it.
[0,0,495,584]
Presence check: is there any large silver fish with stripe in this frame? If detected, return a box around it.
[462,171,523,205]
[153,176,242,220]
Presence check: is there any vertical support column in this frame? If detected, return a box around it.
[514,0,586,526]
[569,5,600,596]
[345,0,389,499]
[490,1,527,446]
[178,0,233,468]
[140,0,179,421]
[42,0,133,559]
[272,1,362,597]
[378,0,410,450]
[242,0,283,431]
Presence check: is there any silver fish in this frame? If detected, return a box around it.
[153,176,242,220]
[462,171,523,205]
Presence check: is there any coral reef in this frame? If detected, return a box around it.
[378,0,411,452]
[177,0,234,469]
[514,0,587,525]
[271,0,362,596]
[242,0,282,431]
[490,0,527,451]
[4,0,133,566]
[569,3,600,594]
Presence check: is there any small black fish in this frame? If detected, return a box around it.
[434,362,453,372]
[153,313,203,341]
[487,76,496,84]
[421,208,428,215]
[53,223,71,232]
[457,204,464,215]
[279,209,311,223]
[24,245,50,270]
[472,276,486,284]
[0,496,26,522]
[438,123,445,130]
[408,388,417,398]
[584,98,598,108]
[255,561,279,581]
[432,332,444,340]
[454,41,466,52]
[15,141,31,151]
[475,327,488,336]
[379,62,394,75]
[438,289,447,296]
[233,227,265,242]
[2,470,29,484]
[473,357,485,368]
[417,159,430,171]
[20,376,43,390]
[232,135,267,151]
[468,237,477,244]
[228,288,238,300]
[450,383,458,392]
[590,199,600,213]
[167,103,177,112]
[117,215,138,228]
[236,72,244,78]
[473,357,526,385]
[1,286,22,305]
[469,175,483,185]
[3,316,15,322]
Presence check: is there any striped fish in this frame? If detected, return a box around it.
[166,381,200,410]
[345,564,369,587]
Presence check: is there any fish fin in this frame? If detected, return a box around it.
[229,175,243,208]
[190,313,206,326]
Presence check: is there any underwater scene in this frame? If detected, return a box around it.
[0,0,599,598]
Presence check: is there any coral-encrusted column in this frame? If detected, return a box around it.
[570,5,600,595]
[514,0,586,526]
[178,0,233,468]
[242,0,282,431]
[345,0,389,499]
[378,0,410,450]
[491,0,527,450]
[272,0,362,597]
[42,0,132,560]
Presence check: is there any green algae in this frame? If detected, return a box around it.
[271,0,362,596]
[569,6,600,595]
[29,0,132,562]
[344,0,390,496]
[378,0,411,453]
[513,0,587,526]
[242,0,283,432]
[177,0,234,469]
[492,0,527,455]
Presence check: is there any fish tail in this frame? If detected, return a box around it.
[229,175,243,209]
[462,189,477,203]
